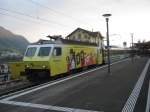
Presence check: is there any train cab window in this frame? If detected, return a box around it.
[38,47,51,56]
[53,47,62,56]
[25,47,37,57]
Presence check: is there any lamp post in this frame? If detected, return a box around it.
[102,14,112,73]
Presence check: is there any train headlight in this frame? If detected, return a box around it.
[42,65,47,69]
[25,65,30,68]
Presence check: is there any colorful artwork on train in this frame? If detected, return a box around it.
[66,48,97,72]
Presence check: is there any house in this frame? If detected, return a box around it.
[66,28,104,46]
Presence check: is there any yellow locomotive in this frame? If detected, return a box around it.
[9,37,104,82]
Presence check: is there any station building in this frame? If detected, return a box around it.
[65,28,104,46]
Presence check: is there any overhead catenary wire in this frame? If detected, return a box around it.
[0,12,58,28]
[28,0,93,28]
[0,7,74,29]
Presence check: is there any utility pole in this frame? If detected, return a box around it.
[131,33,134,62]
[131,33,134,48]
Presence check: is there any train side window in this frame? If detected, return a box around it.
[53,47,62,56]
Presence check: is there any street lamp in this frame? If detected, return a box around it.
[102,13,112,73]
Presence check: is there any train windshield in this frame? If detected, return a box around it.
[38,47,51,56]
[25,47,37,57]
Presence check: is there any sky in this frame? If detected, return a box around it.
[0,0,150,47]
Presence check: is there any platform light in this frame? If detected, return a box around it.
[102,13,112,73]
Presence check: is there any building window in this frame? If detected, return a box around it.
[72,36,75,40]
[88,37,91,42]
[78,34,81,41]
[84,35,87,42]
[95,37,97,43]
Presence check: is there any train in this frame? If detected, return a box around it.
[9,36,131,82]
[9,37,105,82]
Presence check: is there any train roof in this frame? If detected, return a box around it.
[31,38,98,46]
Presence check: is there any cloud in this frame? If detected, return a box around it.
[0,0,150,45]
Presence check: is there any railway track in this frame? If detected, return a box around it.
[0,64,101,98]
[0,57,130,98]
[0,80,33,97]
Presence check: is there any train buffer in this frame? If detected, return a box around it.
[0,57,149,112]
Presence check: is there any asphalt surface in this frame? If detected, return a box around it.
[0,57,149,112]
[133,61,150,112]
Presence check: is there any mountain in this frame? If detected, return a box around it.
[0,26,29,54]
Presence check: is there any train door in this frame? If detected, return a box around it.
[97,48,103,64]
[50,47,64,76]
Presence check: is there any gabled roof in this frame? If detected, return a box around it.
[66,27,103,38]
